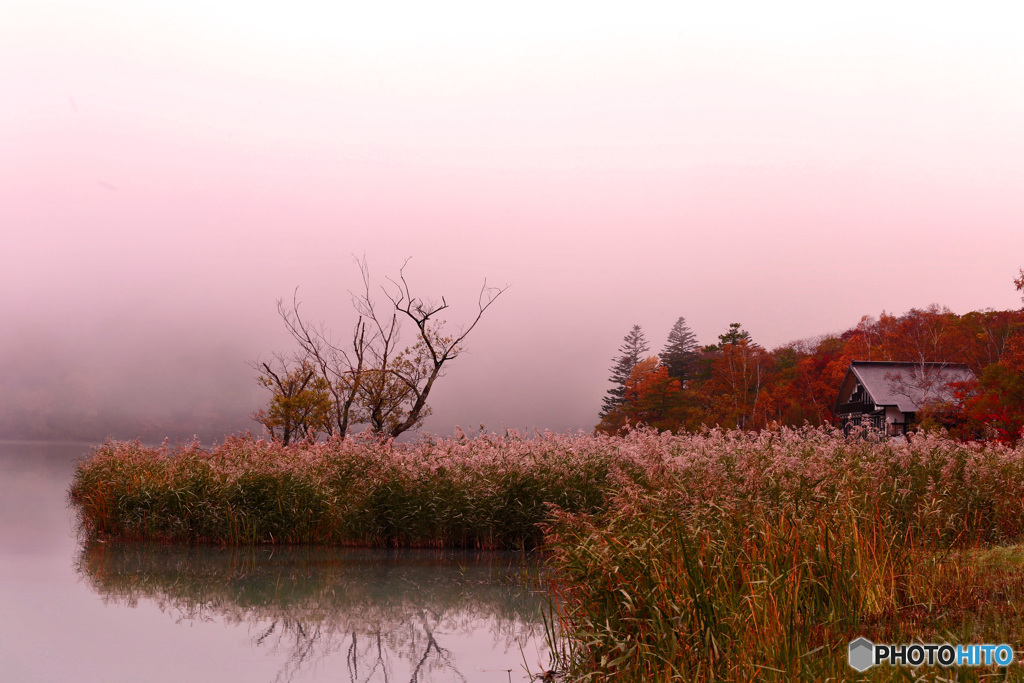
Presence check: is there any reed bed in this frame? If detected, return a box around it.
[70,427,1024,679]
[540,428,1024,681]
[68,430,612,547]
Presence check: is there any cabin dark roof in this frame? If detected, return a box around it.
[835,361,975,414]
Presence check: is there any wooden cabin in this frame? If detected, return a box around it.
[833,361,975,435]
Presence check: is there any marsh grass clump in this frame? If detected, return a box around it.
[69,431,612,547]
[544,500,916,681]
[546,509,1024,680]
[540,428,1024,681]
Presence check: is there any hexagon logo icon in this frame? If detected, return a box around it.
[848,637,874,672]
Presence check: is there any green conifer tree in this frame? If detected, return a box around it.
[718,322,752,347]
[600,325,649,418]
[661,317,699,384]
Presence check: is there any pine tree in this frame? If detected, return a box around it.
[661,316,699,384]
[718,322,752,348]
[600,325,649,418]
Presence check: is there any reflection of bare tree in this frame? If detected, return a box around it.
[255,617,346,683]
[347,631,390,683]
[75,543,546,683]
[407,609,466,683]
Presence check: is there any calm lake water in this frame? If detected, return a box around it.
[0,442,551,682]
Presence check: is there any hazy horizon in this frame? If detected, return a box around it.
[4,1,1024,440]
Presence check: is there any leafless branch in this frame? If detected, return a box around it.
[261,256,506,439]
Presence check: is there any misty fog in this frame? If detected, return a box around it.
[4,2,1024,442]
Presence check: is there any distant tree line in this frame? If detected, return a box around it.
[598,274,1024,442]
[0,406,253,444]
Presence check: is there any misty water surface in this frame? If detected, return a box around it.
[0,442,549,682]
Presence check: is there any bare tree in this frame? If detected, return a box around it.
[266,257,506,439]
[277,293,368,438]
[884,363,951,408]
[882,361,976,415]
[379,258,506,438]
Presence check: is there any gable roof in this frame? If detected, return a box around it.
[835,361,975,414]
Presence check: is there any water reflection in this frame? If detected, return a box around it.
[76,543,549,682]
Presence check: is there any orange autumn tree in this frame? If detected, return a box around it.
[596,357,684,434]
[691,326,772,429]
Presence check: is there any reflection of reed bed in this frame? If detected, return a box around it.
[77,543,548,682]
[77,542,544,629]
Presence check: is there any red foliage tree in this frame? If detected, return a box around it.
[596,357,684,433]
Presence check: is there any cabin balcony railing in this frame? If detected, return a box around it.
[837,401,877,415]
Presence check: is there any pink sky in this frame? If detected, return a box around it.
[3,1,1024,435]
